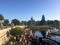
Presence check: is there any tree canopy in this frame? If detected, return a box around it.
[0,14,4,20]
[11,19,20,25]
[27,17,35,26]
[10,27,23,36]
[4,19,9,26]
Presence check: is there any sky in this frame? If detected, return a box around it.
[0,0,60,22]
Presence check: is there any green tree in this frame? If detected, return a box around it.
[21,21,27,25]
[11,19,20,25]
[46,20,59,28]
[40,15,45,25]
[0,14,4,29]
[0,14,4,20]
[4,19,9,26]
[9,27,23,41]
[47,20,54,27]
[54,20,59,28]
[36,21,40,25]
[27,17,35,26]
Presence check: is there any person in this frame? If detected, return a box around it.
[31,35,37,45]
[6,31,9,37]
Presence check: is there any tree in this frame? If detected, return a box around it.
[21,21,27,25]
[9,27,23,41]
[47,20,54,27]
[4,19,9,26]
[27,17,35,26]
[40,15,45,25]
[36,21,40,25]
[46,20,59,28]
[11,19,20,25]
[54,20,59,28]
[0,14,4,20]
[0,14,4,29]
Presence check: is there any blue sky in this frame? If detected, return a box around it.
[0,0,60,22]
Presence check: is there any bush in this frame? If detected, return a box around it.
[9,27,24,41]
[10,27,23,36]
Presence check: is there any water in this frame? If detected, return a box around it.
[34,31,60,42]
[51,36,60,42]
[34,31,48,37]
[34,31,43,37]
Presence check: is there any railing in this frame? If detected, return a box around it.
[0,25,26,38]
[0,27,11,45]
[0,25,26,45]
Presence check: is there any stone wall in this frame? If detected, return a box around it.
[0,28,11,45]
[0,25,26,45]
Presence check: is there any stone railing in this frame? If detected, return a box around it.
[0,25,26,45]
[0,28,11,45]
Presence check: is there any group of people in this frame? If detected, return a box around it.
[18,33,49,45]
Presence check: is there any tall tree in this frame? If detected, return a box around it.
[54,20,59,28]
[27,17,35,26]
[4,19,9,26]
[21,21,27,25]
[0,14,4,29]
[11,19,20,25]
[36,21,40,25]
[0,14,4,20]
[47,20,54,25]
[40,15,45,25]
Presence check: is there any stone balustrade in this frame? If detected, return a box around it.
[0,28,11,45]
[0,25,26,45]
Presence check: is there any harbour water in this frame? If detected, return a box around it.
[34,31,60,42]
[51,36,60,42]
